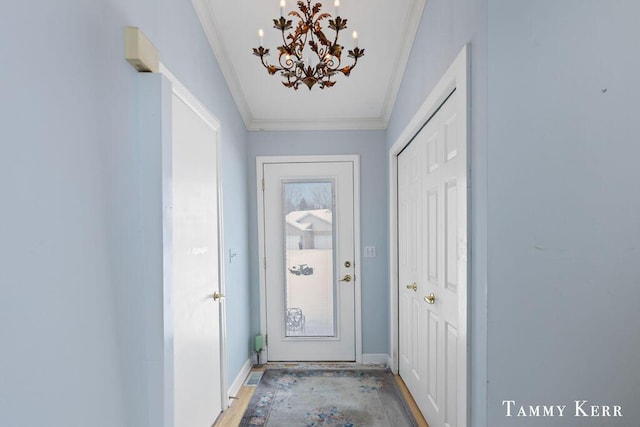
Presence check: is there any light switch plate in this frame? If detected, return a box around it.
[364,246,376,258]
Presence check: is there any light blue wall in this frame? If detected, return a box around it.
[387,0,488,425]
[5,0,637,425]
[246,131,389,355]
[152,1,252,393]
[486,1,640,425]
[389,1,640,425]
[0,0,250,425]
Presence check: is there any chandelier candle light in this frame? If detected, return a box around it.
[253,0,365,90]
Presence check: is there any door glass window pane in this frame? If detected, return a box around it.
[282,181,335,337]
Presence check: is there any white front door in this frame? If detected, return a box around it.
[398,89,467,427]
[261,159,358,361]
[172,92,224,426]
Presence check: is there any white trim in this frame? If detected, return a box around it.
[378,0,428,128]
[191,0,253,129]
[159,63,221,130]
[227,357,253,405]
[353,156,362,363]
[159,64,230,412]
[256,160,268,361]
[389,44,470,425]
[256,155,362,363]
[361,354,390,365]
[247,117,387,132]
[214,111,229,411]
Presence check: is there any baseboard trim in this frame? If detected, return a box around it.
[228,357,253,402]
[362,353,390,365]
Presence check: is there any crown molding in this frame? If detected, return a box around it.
[379,0,427,124]
[247,116,388,132]
[192,0,254,128]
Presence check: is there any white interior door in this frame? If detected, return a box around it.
[261,159,357,361]
[172,92,223,426]
[398,89,467,427]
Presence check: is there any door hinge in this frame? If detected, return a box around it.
[264,257,267,269]
[262,178,265,191]
[265,334,268,346]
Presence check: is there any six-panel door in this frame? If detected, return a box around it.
[398,90,467,427]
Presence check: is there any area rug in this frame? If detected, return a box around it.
[240,369,417,426]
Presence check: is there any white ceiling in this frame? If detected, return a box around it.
[193,0,426,131]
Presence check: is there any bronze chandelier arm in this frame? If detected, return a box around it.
[253,0,364,90]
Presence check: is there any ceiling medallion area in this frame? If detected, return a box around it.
[252,0,365,90]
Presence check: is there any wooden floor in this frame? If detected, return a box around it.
[214,365,429,427]
[394,375,429,427]
[214,366,266,427]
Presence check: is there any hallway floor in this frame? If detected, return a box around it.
[215,363,428,426]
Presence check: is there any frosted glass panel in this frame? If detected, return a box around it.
[283,181,335,337]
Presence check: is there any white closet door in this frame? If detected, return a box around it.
[398,90,467,427]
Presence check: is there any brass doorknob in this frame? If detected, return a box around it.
[424,293,435,304]
[213,291,225,301]
[406,283,417,291]
[339,274,352,282]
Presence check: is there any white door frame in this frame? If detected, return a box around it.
[389,45,470,423]
[160,64,229,420]
[256,155,362,362]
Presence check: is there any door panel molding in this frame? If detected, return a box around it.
[256,155,362,362]
[389,45,470,426]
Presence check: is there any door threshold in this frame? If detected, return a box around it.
[261,361,387,370]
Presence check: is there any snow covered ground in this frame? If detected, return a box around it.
[285,249,335,336]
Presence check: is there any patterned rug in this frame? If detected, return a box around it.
[240,369,417,426]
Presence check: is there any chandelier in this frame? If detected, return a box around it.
[252,0,365,90]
